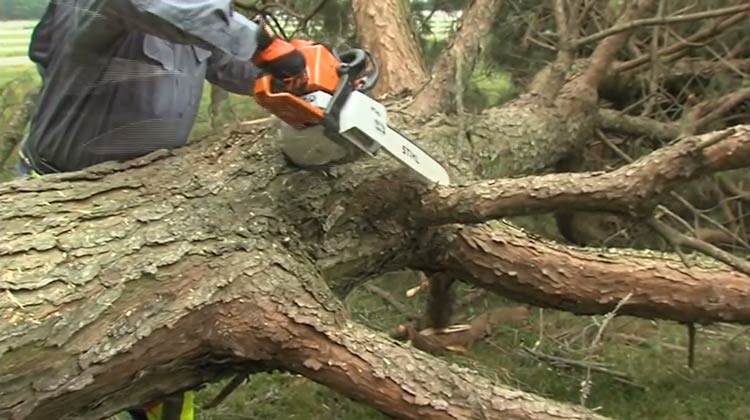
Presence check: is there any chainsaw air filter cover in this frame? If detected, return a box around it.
[274,116,362,168]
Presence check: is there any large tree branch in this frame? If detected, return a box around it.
[1,233,607,420]
[424,222,750,325]
[417,125,750,223]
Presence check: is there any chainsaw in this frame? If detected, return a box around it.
[252,39,451,186]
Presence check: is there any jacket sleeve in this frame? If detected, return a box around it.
[28,0,58,78]
[205,50,260,95]
[77,0,262,61]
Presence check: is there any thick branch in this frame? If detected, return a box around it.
[418,125,750,223]
[577,0,658,90]
[597,109,680,141]
[425,222,750,325]
[0,233,607,420]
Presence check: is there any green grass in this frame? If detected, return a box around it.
[0,20,38,30]
[0,65,35,84]
[0,20,33,60]
[0,49,29,57]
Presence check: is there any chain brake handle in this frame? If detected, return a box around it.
[335,48,379,92]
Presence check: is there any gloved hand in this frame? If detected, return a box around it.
[252,21,307,89]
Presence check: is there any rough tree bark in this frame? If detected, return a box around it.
[2,112,749,419]
[351,0,429,97]
[2,124,617,420]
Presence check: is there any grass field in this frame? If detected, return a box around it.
[0,20,35,59]
[2,18,750,420]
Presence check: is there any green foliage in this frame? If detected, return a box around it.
[0,65,38,180]
[194,373,387,420]
[0,0,48,20]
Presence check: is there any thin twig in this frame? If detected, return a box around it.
[615,10,750,73]
[613,333,687,353]
[580,293,633,406]
[647,214,750,276]
[521,346,646,390]
[364,284,417,319]
[574,3,750,47]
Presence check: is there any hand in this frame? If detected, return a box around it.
[251,22,306,88]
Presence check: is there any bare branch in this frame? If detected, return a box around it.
[646,214,750,276]
[576,0,658,90]
[686,87,750,134]
[598,108,680,141]
[573,3,750,47]
[615,10,750,73]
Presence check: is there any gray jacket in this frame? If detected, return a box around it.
[22,0,263,173]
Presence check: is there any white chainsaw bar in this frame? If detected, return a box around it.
[302,91,451,186]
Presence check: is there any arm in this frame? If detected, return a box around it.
[76,0,263,61]
[205,51,260,95]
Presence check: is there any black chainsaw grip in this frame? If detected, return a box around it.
[336,49,368,77]
[358,50,379,92]
[336,48,379,92]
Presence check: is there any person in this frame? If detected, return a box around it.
[16,1,307,420]
[17,0,306,177]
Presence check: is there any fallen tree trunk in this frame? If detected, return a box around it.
[1,126,614,419]
[0,233,606,420]
[2,114,750,418]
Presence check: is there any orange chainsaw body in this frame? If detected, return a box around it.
[253,40,342,129]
